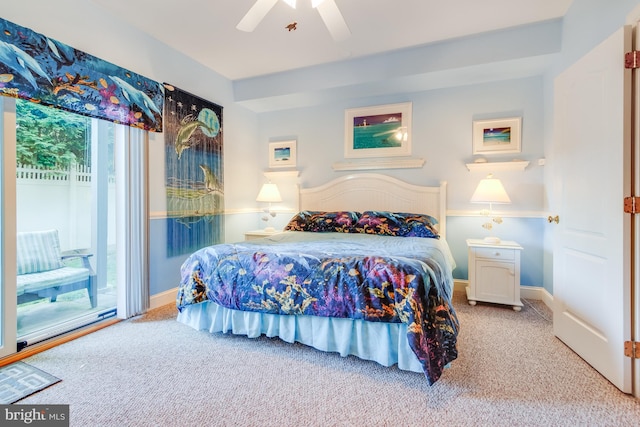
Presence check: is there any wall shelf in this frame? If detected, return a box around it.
[264,170,300,179]
[465,160,529,172]
[332,157,425,171]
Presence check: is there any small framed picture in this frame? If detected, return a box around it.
[344,102,412,159]
[269,140,296,168]
[472,117,522,155]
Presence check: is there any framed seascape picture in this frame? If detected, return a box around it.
[472,117,522,155]
[344,102,412,158]
[269,140,297,168]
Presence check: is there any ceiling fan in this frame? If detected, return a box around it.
[237,0,351,42]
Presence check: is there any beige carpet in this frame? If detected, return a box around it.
[18,291,640,426]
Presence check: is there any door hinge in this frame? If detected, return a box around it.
[624,196,640,214]
[625,51,640,68]
[625,341,640,358]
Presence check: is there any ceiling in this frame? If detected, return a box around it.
[91,0,574,82]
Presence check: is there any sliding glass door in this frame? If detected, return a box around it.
[1,95,147,356]
[14,99,118,346]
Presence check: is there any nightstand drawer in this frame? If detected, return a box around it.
[474,247,515,261]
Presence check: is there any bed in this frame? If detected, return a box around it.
[176,173,459,385]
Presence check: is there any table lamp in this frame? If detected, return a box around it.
[470,174,511,244]
[256,183,282,232]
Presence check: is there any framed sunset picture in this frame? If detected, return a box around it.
[344,102,412,158]
[269,140,296,168]
[472,117,522,155]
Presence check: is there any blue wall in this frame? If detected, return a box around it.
[146,0,640,298]
[10,0,640,301]
[255,76,547,287]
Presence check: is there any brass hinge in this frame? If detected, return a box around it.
[625,341,640,358]
[625,51,640,68]
[624,197,640,214]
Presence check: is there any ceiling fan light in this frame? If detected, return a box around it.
[282,0,297,8]
[311,0,327,7]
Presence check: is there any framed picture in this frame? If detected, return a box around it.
[472,117,522,155]
[344,102,412,159]
[269,140,296,168]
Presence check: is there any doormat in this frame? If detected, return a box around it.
[0,361,61,404]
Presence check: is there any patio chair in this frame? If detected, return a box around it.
[16,229,97,308]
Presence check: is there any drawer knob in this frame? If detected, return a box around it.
[495,252,501,256]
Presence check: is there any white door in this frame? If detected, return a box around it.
[553,26,632,393]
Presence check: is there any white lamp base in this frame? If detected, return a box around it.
[483,236,502,244]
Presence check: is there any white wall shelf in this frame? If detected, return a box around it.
[465,160,530,172]
[264,170,299,179]
[332,157,425,171]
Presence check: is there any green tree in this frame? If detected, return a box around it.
[16,100,90,168]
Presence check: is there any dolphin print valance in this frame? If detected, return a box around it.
[0,17,163,132]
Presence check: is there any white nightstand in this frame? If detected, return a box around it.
[244,229,279,241]
[466,239,523,311]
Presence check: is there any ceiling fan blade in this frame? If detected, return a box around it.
[316,0,351,42]
[237,0,279,32]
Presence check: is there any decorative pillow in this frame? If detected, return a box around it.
[354,211,440,239]
[284,211,360,233]
[284,211,317,231]
[17,229,63,275]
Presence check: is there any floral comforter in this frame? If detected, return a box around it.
[176,231,459,384]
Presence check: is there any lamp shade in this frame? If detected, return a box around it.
[256,183,282,203]
[470,175,511,204]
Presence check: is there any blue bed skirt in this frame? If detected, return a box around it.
[176,301,424,373]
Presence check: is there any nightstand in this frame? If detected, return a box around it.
[244,230,279,241]
[466,239,523,311]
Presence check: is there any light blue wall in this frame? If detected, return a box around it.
[0,2,266,299]
[559,0,640,74]
[7,0,640,299]
[256,76,547,287]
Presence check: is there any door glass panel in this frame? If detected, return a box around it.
[15,99,117,344]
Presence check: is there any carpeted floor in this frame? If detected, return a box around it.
[16,291,640,426]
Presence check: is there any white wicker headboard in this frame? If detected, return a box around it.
[299,174,447,239]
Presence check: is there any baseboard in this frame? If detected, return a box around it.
[521,285,553,310]
[453,280,553,311]
[150,287,178,310]
[453,279,468,294]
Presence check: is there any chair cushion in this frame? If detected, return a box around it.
[17,230,63,275]
[16,266,90,295]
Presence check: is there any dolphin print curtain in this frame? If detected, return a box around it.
[0,17,163,132]
[164,84,224,257]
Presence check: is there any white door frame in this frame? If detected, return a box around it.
[0,98,17,358]
[628,6,640,398]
